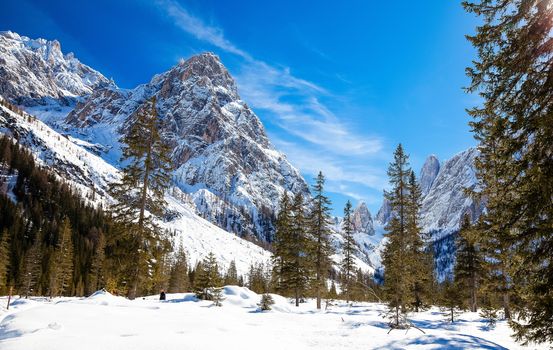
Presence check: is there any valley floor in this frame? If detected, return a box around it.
[0,287,548,350]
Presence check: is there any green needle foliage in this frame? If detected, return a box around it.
[110,96,173,299]
[464,0,552,344]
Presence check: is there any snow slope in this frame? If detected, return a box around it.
[1,288,548,350]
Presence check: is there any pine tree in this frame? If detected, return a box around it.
[289,193,311,306]
[307,172,334,309]
[340,200,356,303]
[168,242,189,293]
[50,218,74,297]
[258,293,275,311]
[272,192,292,295]
[440,280,463,323]
[454,214,482,312]
[224,260,238,286]
[328,281,338,300]
[381,144,414,328]
[248,263,270,294]
[405,171,434,312]
[109,96,173,299]
[272,192,311,306]
[463,0,552,344]
[21,230,42,297]
[90,230,106,292]
[211,287,225,307]
[195,253,221,300]
[0,229,10,293]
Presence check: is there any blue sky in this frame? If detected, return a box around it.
[1,0,480,216]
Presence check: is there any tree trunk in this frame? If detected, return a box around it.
[128,123,154,300]
[503,292,511,319]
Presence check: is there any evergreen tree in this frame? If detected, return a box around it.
[289,193,311,306]
[272,192,311,306]
[90,230,106,292]
[248,263,270,294]
[224,260,239,286]
[50,218,74,297]
[463,0,552,344]
[211,287,225,307]
[168,242,189,293]
[440,280,463,323]
[195,253,221,300]
[328,281,338,300]
[307,172,334,309]
[109,96,173,299]
[340,200,356,303]
[405,171,434,312]
[21,230,42,297]
[258,293,275,311]
[381,144,414,327]
[454,214,482,312]
[0,229,10,293]
[272,192,292,295]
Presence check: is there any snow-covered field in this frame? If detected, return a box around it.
[0,287,547,350]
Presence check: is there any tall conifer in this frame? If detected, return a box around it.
[340,200,356,303]
[464,0,552,343]
[307,172,334,309]
[0,229,10,293]
[110,96,173,299]
[454,214,482,312]
[381,144,414,327]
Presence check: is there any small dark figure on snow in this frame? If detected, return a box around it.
[159,290,166,301]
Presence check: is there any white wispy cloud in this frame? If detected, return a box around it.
[159,0,251,60]
[155,0,388,201]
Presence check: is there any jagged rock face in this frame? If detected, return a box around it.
[419,148,484,240]
[376,198,391,226]
[0,31,109,106]
[376,148,481,236]
[419,155,440,196]
[352,202,375,235]
[65,53,309,241]
[374,147,485,278]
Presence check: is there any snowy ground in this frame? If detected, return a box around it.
[0,287,548,350]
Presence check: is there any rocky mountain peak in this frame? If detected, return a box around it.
[0,31,109,106]
[61,49,308,241]
[419,154,440,196]
[352,201,375,235]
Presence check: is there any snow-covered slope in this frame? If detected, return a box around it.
[0,31,109,107]
[0,99,270,275]
[3,288,546,350]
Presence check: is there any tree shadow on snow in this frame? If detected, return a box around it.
[164,295,199,303]
[0,314,33,341]
[372,334,507,350]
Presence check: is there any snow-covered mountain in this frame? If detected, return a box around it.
[0,31,109,107]
[374,148,484,278]
[0,97,271,275]
[419,148,483,240]
[351,202,375,235]
[64,52,309,242]
[419,154,440,196]
[0,31,308,243]
[376,149,482,238]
